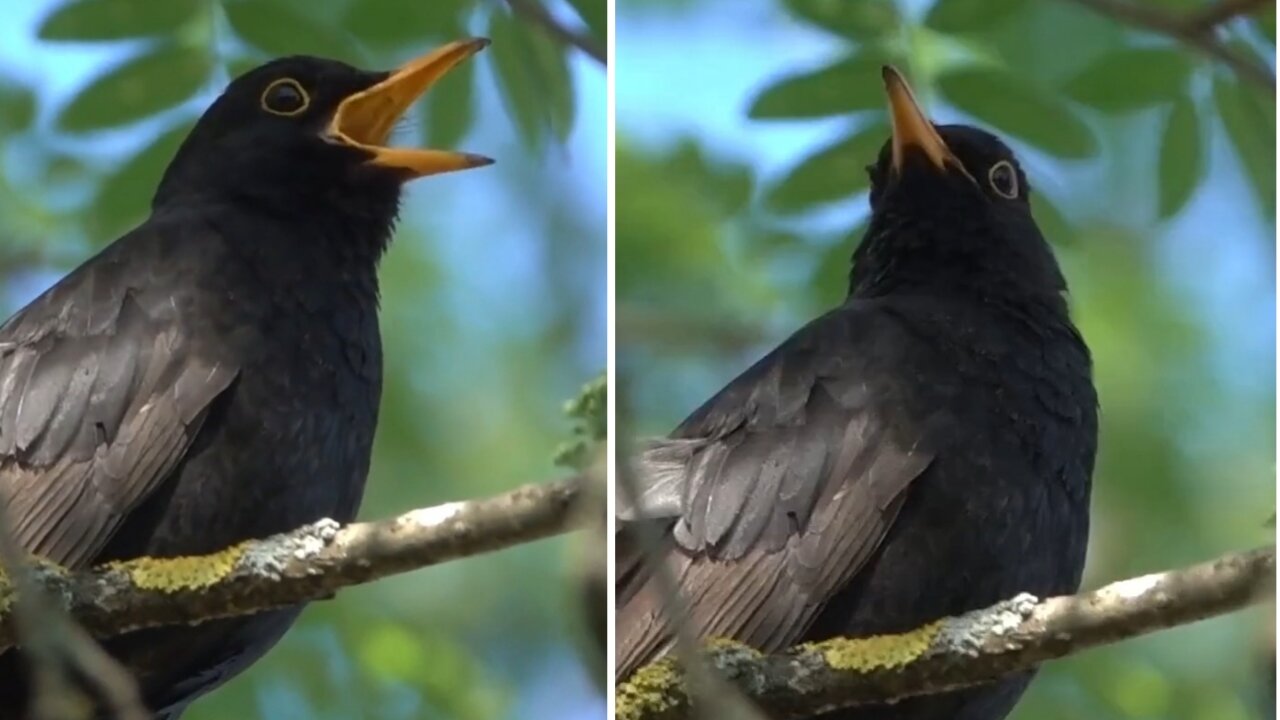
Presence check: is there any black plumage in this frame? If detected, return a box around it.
[616,67,1097,720]
[0,39,491,719]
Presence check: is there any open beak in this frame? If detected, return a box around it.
[328,38,494,179]
[882,66,965,178]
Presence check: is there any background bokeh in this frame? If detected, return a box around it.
[617,1,1275,719]
[0,0,605,718]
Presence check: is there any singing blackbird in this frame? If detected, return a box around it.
[617,67,1097,720]
[0,39,492,719]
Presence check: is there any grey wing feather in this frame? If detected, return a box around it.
[0,234,236,569]
[617,438,701,522]
[616,302,942,679]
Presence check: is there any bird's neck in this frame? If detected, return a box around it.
[149,194,398,302]
[847,214,1069,311]
[154,183,401,266]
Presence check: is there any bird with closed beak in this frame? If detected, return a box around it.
[617,66,1097,720]
[0,39,492,719]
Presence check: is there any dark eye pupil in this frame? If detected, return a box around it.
[994,166,1013,191]
[269,84,303,112]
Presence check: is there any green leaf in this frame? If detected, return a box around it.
[553,374,606,470]
[617,141,752,302]
[488,12,538,147]
[223,0,359,61]
[925,0,1028,34]
[57,45,209,132]
[425,53,474,149]
[1064,47,1193,113]
[488,11,575,148]
[749,52,888,120]
[1213,75,1275,217]
[743,229,808,259]
[42,151,90,188]
[0,81,36,132]
[224,55,262,81]
[565,0,607,48]
[668,139,754,214]
[358,622,430,683]
[340,0,466,48]
[1156,97,1202,219]
[937,67,1097,158]
[765,123,888,213]
[90,120,193,240]
[1257,4,1275,42]
[524,24,575,142]
[782,0,899,41]
[39,0,203,41]
[1030,192,1074,246]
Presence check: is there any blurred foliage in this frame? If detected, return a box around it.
[0,0,604,718]
[8,0,601,241]
[618,1,1274,719]
[748,0,1273,220]
[555,374,607,470]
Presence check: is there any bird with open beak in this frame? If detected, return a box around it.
[616,66,1096,720]
[0,40,490,718]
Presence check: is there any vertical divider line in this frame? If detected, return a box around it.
[604,0,618,715]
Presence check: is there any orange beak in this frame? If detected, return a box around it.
[328,39,494,179]
[882,65,960,175]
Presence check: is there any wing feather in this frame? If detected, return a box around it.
[617,301,945,679]
[0,228,237,569]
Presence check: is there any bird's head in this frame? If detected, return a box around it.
[852,66,1067,302]
[153,39,492,234]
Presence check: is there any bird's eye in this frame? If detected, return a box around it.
[261,78,310,117]
[987,160,1018,199]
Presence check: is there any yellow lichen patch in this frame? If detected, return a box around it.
[704,636,763,658]
[107,543,248,593]
[29,558,69,577]
[803,620,943,672]
[0,558,70,614]
[0,567,12,615]
[616,657,683,720]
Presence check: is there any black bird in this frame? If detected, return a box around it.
[617,67,1097,720]
[0,39,491,718]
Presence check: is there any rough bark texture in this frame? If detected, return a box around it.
[617,545,1275,720]
[0,477,584,650]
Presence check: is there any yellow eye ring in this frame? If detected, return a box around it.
[987,160,1018,199]
[260,78,310,117]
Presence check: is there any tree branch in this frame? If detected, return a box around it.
[1183,0,1273,33]
[616,390,770,719]
[507,0,606,66]
[616,545,1275,720]
[0,493,148,719]
[0,477,583,649]
[1058,0,1276,93]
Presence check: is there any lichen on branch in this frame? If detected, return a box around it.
[617,545,1275,720]
[0,477,584,650]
